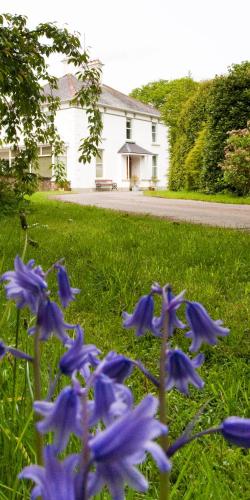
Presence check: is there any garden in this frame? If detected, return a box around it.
[0,194,249,498]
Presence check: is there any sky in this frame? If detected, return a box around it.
[1,0,250,94]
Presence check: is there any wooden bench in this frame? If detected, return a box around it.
[95,179,117,191]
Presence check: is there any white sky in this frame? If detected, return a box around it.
[2,0,250,94]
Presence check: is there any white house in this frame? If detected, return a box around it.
[0,62,169,191]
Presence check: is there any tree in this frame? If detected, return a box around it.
[168,81,211,190]
[0,13,102,199]
[202,61,250,192]
[130,80,170,109]
[160,77,198,189]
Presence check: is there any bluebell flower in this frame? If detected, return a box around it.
[88,395,171,499]
[55,264,80,308]
[123,294,159,337]
[0,340,33,362]
[0,341,6,360]
[153,286,186,336]
[90,373,133,426]
[185,301,230,352]
[98,351,133,383]
[19,445,78,499]
[165,349,205,395]
[59,325,100,377]
[1,255,47,314]
[34,382,83,453]
[29,299,76,344]
[220,417,250,448]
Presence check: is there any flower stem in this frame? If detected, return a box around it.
[12,309,21,416]
[33,329,43,466]
[159,313,170,500]
[167,427,221,457]
[21,229,28,260]
[80,391,90,500]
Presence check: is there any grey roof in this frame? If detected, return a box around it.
[43,74,160,117]
[118,142,153,155]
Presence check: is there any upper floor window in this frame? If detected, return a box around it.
[152,122,157,143]
[126,119,132,140]
[96,150,103,178]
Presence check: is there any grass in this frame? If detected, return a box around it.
[0,192,249,499]
[144,190,250,205]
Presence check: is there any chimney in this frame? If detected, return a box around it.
[61,58,77,76]
[88,59,104,72]
[88,59,104,82]
[61,57,104,81]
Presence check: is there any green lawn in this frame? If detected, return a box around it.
[0,193,249,499]
[144,189,250,205]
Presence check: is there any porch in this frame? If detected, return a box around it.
[118,142,153,190]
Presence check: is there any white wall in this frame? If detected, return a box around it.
[55,104,168,190]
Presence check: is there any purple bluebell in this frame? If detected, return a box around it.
[220,417,250,448]
[29,299,76,344]
[0,340,33,362]
[1,255,47,314]
[19,445,78,499]
[34,381,83,453]
[153,286,186,336]
[90,373,133,426]
[55,264,80,308]
[59,325,100,377]
[165,349,204,394]
[88,395,171,499]
[185,301,230,352]
[123,294,160,337]
[98,351,133,383]
[0,341,6,360]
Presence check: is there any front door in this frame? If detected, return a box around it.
[125,155,141,189]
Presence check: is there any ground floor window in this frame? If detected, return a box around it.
[152,155,158,178]
[0,145,55,178]
[96,150,103,178]
[0,149,12,176]
[36,145,52,178]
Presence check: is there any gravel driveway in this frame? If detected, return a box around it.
[52,191,250,229]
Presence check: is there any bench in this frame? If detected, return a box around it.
[95,179,117,191]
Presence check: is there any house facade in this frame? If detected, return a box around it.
[0,67,169,191]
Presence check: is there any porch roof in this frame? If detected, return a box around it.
[118,142,154,155]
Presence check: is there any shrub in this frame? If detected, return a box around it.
[168,82,211,190]
[184,126,207,191]
[221,124,250,195]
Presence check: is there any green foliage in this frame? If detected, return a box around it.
[184,126,207,190]
[0,13,102,199]
[161,77,198,134]
[202,61,250,191]
[144,189,250,204]
[168,81,211,190]
[52,160,67,188]
[168,133,190,190]
[221,123,250,195]
[130,80,169,109]
[131,63,250,194]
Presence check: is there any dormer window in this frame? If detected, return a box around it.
[126,119,132,140]
[152,122,157,143]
